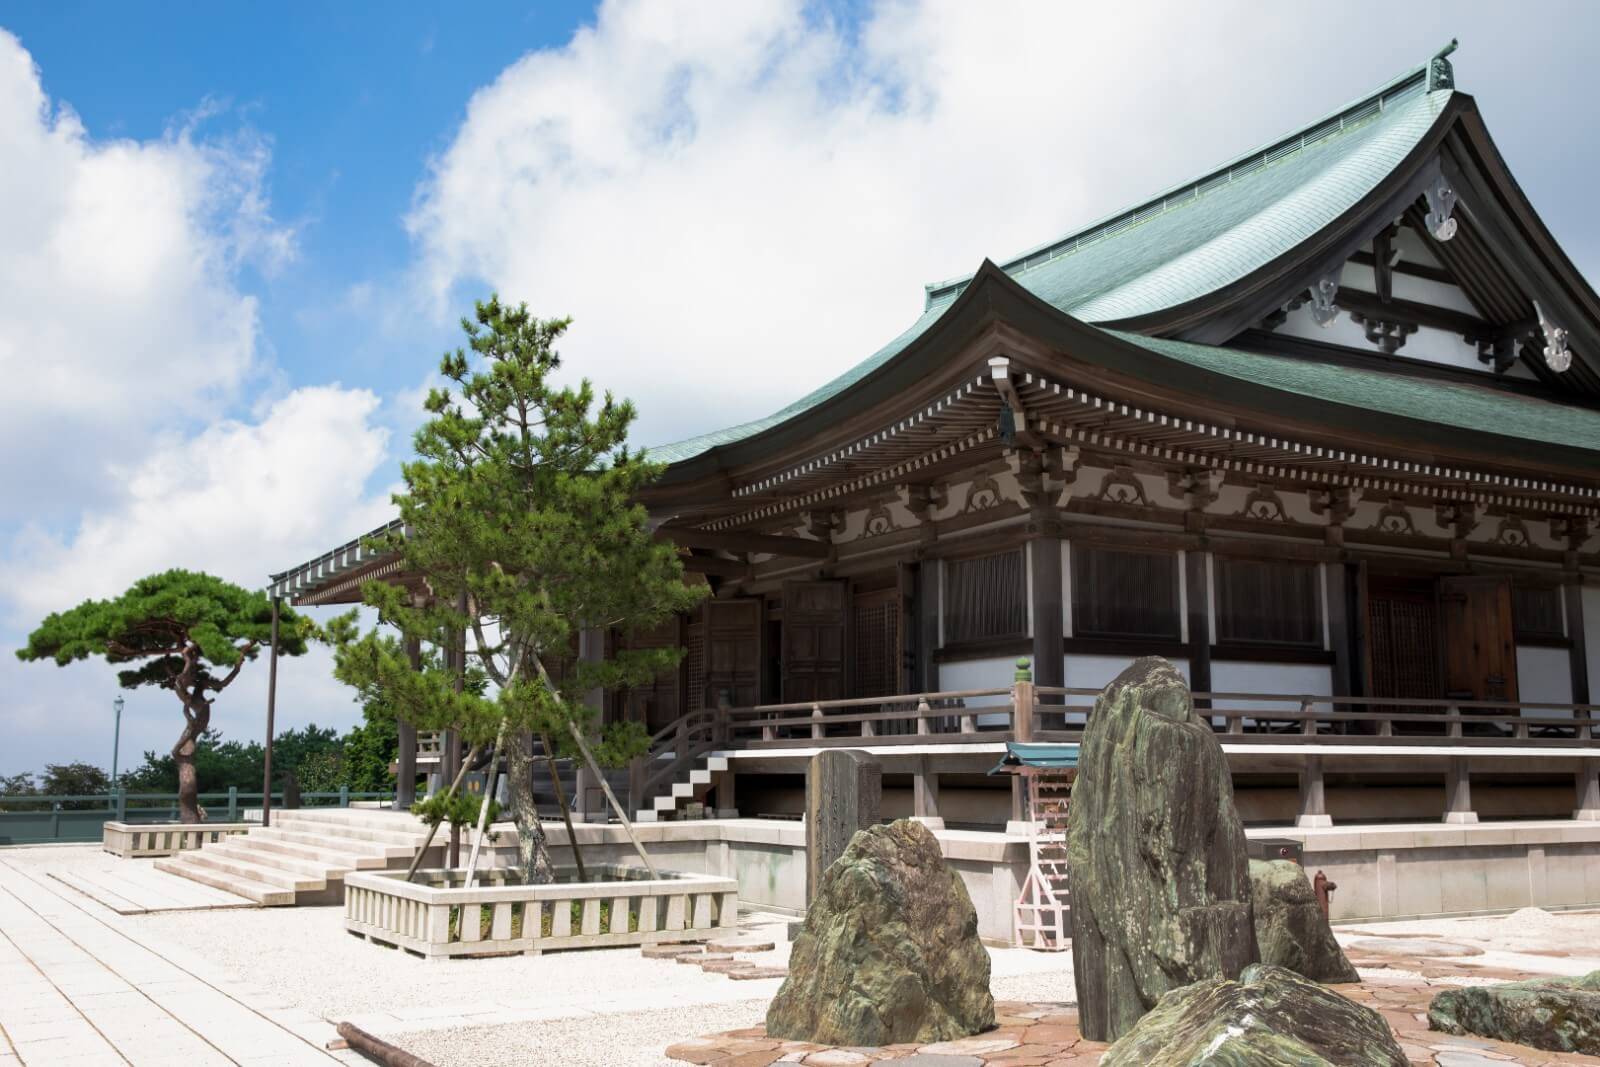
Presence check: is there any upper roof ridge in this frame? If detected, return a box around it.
[923,45,1458,310]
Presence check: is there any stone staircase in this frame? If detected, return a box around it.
[634,755,729,823]
[155,808,436,906]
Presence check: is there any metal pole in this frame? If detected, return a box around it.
[111,695,124,784]
[262,596,281,828]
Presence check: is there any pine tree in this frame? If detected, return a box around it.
[17,570,307,822]
[331,297,704,880]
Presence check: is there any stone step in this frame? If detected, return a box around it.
[172,847,331,893]
[706,756,729,772]
[250,827,417,861]
[268,817,430,849]
[238,834,388,870]
[271,807,430,833]
[635,810,659,823]
[205,840,355,880]
[154,857,296,906]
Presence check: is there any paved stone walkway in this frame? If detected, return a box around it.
[48,854,254,915]
[668,981,1600,1066]
[0,856,354,1066]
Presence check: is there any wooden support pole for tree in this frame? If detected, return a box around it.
[540,733,587,881]
[404,743,483,882]
[566,720,657,878]
[463,720,506,888]
[335,1022,438,1067]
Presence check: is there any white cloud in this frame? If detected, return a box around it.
[405,1,1358,448]
[1,386,394,774]
[0,29,291,519]
[3,385,393,623]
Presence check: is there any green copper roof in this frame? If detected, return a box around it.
[652,58,1454,465]
[1109,330,1600,457]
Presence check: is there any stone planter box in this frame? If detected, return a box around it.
[344,864,738,959]
[103,821,253,858]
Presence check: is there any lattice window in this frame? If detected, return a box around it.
[1513,586,1565,643]
[1215,559,1321,647]
[684,625,706,712]
[1073,547,1180,640]
[945,551,1026,643]
[852,594,899,699]
[1368,594,1440,701]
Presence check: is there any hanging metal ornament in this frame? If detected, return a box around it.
[1534,300,1572,373]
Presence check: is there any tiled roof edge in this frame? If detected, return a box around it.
[922,57,1444,310]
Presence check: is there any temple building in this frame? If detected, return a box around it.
[271,44,1600,831]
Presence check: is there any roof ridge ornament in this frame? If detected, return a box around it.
[1308,264,1343,327]
[1533,300,1573,373]
[1429,39,1458,92]
[1424,172,1458,241]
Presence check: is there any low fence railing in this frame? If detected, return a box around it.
[0,789,394,845]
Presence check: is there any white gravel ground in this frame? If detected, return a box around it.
[3,847,1077,1066]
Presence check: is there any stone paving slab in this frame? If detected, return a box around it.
[0,856,353,1066]
[667,986,1600,1067]
[49,860,255,915]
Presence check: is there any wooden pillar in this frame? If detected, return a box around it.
[395,635,420,811]
[912,755,942,828]
[261,596,281,829]
[916,560,941,692]
[715,765,737,818]
[1326,563,1354,699]
[1443,757,1477,824]
[1184,550,1212,705]
[1028,538,1064,700]
[898,562,918,696]
[1297,756,1331,828]
[1567,585,1590,705]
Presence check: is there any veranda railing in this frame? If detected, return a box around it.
[0,788,394,845]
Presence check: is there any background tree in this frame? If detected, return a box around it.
[40,762,111,809]
[334,297,704,882]
[17,570,308,822]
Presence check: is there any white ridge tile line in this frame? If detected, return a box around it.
[0,857,340,1064]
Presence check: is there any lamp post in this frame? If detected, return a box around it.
[111,694,124,784]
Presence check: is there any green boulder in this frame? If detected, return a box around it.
[1250,859,1360,984]
[766,818,994,1046]
[1103,963,1408,1066]
[1429,969,1600,1054]
[1069,657,1258,1042]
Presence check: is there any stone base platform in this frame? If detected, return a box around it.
[666,984,1600,1067]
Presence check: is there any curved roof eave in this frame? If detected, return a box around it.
[656,260,1600,495]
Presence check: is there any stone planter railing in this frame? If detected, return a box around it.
[344,864,738,959]
[103,821,253,858]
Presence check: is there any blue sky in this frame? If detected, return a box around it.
[1,1,1596,776]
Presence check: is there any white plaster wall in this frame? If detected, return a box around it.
[1210,661,1334,712]
[937,656,1018,727]
[1517,645,1574,708]
[1060,654,1191,725]
[1588,587,1600,704]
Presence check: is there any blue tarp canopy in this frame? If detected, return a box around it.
[987,742,1080,775]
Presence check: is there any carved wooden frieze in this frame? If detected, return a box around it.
[1094,464,1149,506]
[1434,501,1479,540]
[1308,486,1356,527]
[1237,483,1288,522]
[1493,513,1531,547]
[964,472,1002,512]
[1373,498,1417,536]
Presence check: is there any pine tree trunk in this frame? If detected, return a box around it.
[174,731,201,823]
[542,735,587,881]
[506,741,554,885]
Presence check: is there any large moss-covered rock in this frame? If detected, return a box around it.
[1250,859,1360,984]
[1103,964,1408,1067]
[766,818,994,1046]
[1068,657,1258,1042]
[1429,969,1600,1054]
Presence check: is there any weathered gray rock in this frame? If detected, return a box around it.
[1429,969,1600,1054]
[1068,657,1258,1042]
[1250,859,1360,984]
[805,749,882,905]
[767,818,994,1046]
[1103,963,1408,1067]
